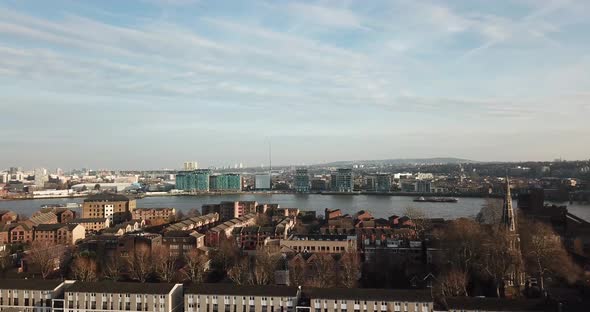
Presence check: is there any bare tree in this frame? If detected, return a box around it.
[213,235,240,272]
[174,210,185,221]
[28,242,61,279]
[309,254,337,288]
[0,250,11,277]
[478,227,521,297]
[403,207,431,239]
[253,245,281,285]
[126,248,153,283]
[186,208,201,218]
[288,258,307,286]
[339,250,361,288]
[436,218,484,274]
[476,198,503,224]
[255,213,271,227]
[72,254,98,282]
[228,257,251,285]
[437,269,469,297]
[183,249,208,283]
[101,257,122,281]
[152,245,178,282]
[520,219,581,290]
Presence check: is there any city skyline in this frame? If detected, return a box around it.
[1,0,589,169]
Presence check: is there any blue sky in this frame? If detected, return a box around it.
[0,0,589,170]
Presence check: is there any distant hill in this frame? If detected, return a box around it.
[317,157,476,167]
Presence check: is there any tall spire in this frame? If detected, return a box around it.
[502,176,516,232]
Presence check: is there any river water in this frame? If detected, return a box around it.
[0,194,588,221]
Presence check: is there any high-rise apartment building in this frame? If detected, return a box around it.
[416,180,431,193]
[295,168,310,193]
[255,174,271,190]
[175,169,211,192]
[34,167,48,188]
[210,174,242,191]
[183,161,198,171]
[334,168,353,192]
[375,173,391,192]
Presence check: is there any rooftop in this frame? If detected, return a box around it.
[444,298,548,311]
[186,283,298,297]
[70,217,108,223]
[35,223,79,231]
[66,281,178,294]
[303,288,432,302]
[0,279,63,290]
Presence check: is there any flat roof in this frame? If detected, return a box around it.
[186,283,298,297]
[303,288,432,302]
[0,279,63,290]
[445,298,548,311]
[66,281,177,294]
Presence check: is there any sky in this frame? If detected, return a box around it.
[0,0,589,170]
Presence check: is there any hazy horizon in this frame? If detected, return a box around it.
[1,0,589,169]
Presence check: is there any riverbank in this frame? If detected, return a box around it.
[0,193,588,222]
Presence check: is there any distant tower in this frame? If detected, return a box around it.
[183,161,198,171]
[502,176,516,232]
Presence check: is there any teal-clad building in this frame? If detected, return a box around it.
[176,169,211,191]
[210,173,242,191]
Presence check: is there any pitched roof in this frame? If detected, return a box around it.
[0,279,64,290]
[444,298,548,311]
[303,288,432,302]
[186,283,298,297]
[84,193,131,202]
[35,223,79,231]
[28,212,57,226]
[70,218,108,223]
[66,281,177,294]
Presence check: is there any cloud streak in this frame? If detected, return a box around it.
[0,0,588,168]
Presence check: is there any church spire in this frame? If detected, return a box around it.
[502,176,516,232]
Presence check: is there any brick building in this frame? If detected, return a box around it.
[33,223,85,245]
[82,194,136,225]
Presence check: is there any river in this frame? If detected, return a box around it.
[0,194,588,221]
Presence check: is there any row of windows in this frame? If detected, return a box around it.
[0,298,52,306]
[187,304,290,312]
[67,300,165,310]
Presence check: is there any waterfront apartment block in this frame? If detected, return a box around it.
[303,288,433,312]
[64,281,183,312]
[332,169,353,193]
[0,279,67,312]
[255,174,271,190]
[210,174,242,192]
[375,173,391,192]
[295,169,310,193]
[280,234,357,254]
[184,284,298,312]
[82,194,137,225]
[176,170,211,192]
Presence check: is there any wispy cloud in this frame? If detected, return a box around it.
[0,0,588,167]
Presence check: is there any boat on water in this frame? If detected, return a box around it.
[413,196,458,203]
[41,202,81,209]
